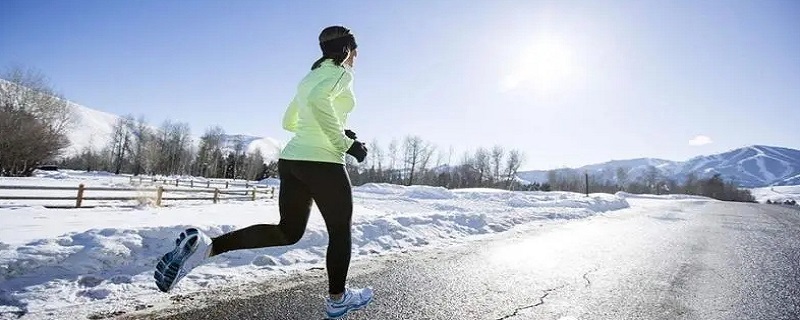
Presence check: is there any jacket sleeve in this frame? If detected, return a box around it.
[307,70,355,152]
[282,97,299,132]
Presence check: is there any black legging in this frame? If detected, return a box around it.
[209,159,353,294]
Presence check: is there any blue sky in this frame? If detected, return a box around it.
[2,0,798,170]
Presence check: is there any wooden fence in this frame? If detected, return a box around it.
[128,176,272,190]
[0,184,276,208]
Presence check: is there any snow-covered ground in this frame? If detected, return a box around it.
[614,192,712,201]
[749,185,800,204]
[0,170,272,209]
[0,172,635,319]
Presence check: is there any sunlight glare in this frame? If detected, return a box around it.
[501,35,577,95]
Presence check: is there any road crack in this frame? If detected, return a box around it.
[495,285,567,320]
[583,267,599,287]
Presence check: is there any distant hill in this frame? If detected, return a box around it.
[63,102,281,162]
[517,145,800,188]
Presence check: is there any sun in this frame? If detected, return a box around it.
[500,36,577,95]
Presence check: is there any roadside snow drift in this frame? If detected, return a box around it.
[749,185,800,204]
[0,180,629,319]
[614,191,712,201]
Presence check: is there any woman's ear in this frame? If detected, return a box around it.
[344,48,354,66]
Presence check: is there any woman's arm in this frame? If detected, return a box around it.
[282,97,299,132]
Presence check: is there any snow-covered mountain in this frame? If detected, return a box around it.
[63,103,119,157]
[219,134,282,160]
[62,101,281,161]
[679,145,800,187]
[517,145,800,188]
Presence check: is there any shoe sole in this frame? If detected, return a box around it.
[154,228,201,292]
[326,294,373,319]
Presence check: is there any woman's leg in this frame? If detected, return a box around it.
[209,159,313,256]
[290,161,353,295]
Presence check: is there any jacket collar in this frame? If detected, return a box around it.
[320,59,353,72]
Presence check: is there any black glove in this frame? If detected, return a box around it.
[346,140,368,163]
[344,129,357,140]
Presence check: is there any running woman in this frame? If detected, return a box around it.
[153,25,373,319]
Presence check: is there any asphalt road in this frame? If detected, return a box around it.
[124,199,800,320]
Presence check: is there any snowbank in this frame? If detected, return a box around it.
[749,185,800,204]
[0,182,629,319]
[615,191,712,201]
[257,178,280,187]
[3,170,131,188]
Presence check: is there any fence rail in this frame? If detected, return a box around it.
[128,176,272,190]
[0,183,276,208]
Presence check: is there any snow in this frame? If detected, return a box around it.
[615,192,712,201]
[62,103,119,158]
[0,171,631,319]
[749,185,800,204]
[1,170,131,189]
[245,137,283,162]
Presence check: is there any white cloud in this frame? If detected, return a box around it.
[689,135,713,146]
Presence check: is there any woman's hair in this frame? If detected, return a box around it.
[311,26,358,70]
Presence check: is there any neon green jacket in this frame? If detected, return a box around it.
[279,59,356,164]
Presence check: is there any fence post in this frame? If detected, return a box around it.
[271,187,275,199]
[251,187,257,201]
[225,181,229,189]
[213,188,219,204]
[246,181,250,188]
[190,180,194,188]
[156,186,164,206]
[207,181,210,188]
[175,179,179,187]
[585,172,589,197]
[76,184,85,208]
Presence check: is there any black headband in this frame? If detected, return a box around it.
[320,34,357,53]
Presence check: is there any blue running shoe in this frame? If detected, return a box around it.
[325,287,374,319]
[153,228,212,292]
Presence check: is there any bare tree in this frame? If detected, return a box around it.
[491,145,505,185]
[474,147,491,186]
[447,146,454,167]
[1,67,71,134]
[644,165,661,194]
[0,66,72,176]
[368,139,384,181]
[419,143,436,185]
[175,123,193,175]
[196,126,225,177]
[229,135,248,179]
[150,120,192,175]
[402,136,427,186]
[108,115,134,174]
[547,170,559,189]
[147,121,167,174]
[80,145,99,172]
[458,151,480,188]
[245,148,265,180]
[388,138,399,184]
[505,149,524,190]
[130,115,150,176]
[615,167,628,190]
